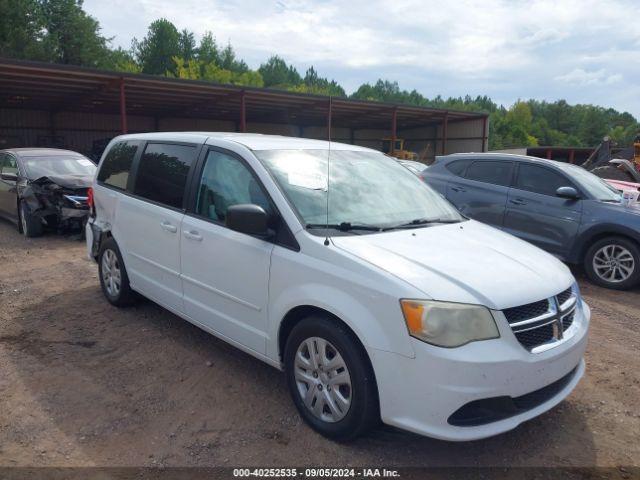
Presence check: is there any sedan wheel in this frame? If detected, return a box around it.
[294,337,352,423]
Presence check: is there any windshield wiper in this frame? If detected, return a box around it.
[306,222,382,232]
[383,217,460,231]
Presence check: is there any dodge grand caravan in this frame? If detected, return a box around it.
[86,133,590,441]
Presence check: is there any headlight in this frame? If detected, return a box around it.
[400,299,499,348]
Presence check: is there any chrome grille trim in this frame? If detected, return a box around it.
[503,286,578,352]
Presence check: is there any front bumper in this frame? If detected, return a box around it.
[369,300,590,441]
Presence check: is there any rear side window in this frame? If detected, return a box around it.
[97,141,138,189]
[133,143,196,209]
[445,159,471,176]
[465,161,513,187]
[515,164,572,196]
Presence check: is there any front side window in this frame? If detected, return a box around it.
[97,141,137,189]
[196,150,271,222]
[0,154,18,177]
[134,143,196,209]
[465,161,513,187]
[256,149,462,229]
[515,164,572,196]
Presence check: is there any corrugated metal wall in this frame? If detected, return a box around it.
[1,108,485,161]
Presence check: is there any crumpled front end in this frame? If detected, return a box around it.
[20,176,91,232]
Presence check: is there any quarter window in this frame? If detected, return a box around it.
[97,141,138,190]
[196,150,271,222]
[515,164,572,196]
[465,161,513,187]
[134,143,196,209]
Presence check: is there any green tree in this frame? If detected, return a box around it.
[178,28,196,60]
[40,0,112,67]
[258,55,301,87]
[197,31,219,65]
[0,0,46,60]
[133,18,180,75]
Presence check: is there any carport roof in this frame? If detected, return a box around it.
[0,58,487,130]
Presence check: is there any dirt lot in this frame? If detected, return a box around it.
[0,219,639,469]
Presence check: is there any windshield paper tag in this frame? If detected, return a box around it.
[288,172,328,190]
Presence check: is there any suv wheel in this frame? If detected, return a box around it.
[98,238,136,306]
[284,315,379,440]
[19,201,43,238]
[584,236,640,290]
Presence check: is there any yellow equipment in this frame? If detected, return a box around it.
[382,138,417,160]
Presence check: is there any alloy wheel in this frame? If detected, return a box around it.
[294,337,352,423]
[593,244,635,283]
[101,249,122,297]
[20,204,28,236]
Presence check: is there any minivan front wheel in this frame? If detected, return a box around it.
[284,315,379,440]
[585,236,640,290]
[98,238,136,307]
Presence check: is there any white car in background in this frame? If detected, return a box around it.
[86,132,589,441]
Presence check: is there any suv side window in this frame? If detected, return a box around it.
[445,159,471,176]
[465,160,513,187]
[97,141,138,190]
[515,164,572,196]
[196,150,271,222]
[134,143,196,209]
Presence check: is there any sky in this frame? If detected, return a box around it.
[84,0,640,117]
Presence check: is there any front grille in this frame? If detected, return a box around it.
[503,299,549,324]
[502,286,577,352]
[557,287,573,306]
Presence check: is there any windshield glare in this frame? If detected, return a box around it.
[256,149,462,230]
[24,156,96,179]
[558,163,622,202]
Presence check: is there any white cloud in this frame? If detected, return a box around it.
[556,68,623,86]
[84,0,640,116]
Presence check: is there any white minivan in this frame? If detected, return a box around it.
[86,132,590,441]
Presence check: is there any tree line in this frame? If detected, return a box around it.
[1,0,638,149]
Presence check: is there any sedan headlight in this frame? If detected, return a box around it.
[400,299,499,347]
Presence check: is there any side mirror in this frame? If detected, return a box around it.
[556,186,579,199]
[1,172,17,182]
[226,204,270,236]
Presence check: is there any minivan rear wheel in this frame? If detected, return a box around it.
[584,236,640,290]
[98,238,136,307]
[283,314,379,440]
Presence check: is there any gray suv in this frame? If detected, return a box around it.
[424,153,640,290]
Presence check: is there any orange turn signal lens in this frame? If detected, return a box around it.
[400,300,425,335]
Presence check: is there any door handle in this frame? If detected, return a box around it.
[451,186,466,192]
[160,221,178,233]
[183,230,203,242]
[510,198,527,205]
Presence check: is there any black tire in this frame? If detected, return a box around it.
[98,237,136,307]
[584,236,640,290]
[284,314,379,441]
[18,200,43,237]
[590,165,635,182]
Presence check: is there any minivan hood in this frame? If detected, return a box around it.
[331,220,573,310]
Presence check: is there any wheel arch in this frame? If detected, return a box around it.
[575,225,640,263]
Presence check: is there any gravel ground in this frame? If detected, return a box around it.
[0,219,639,469]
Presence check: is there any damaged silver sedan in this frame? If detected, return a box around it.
[0,148,96,237]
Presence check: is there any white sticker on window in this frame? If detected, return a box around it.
[288,171,328,190]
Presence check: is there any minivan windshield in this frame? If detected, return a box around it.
[557,163,622,202]
[256,149,463,232]
[24,156,96,179]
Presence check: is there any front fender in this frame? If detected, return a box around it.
[572,223,640,263]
